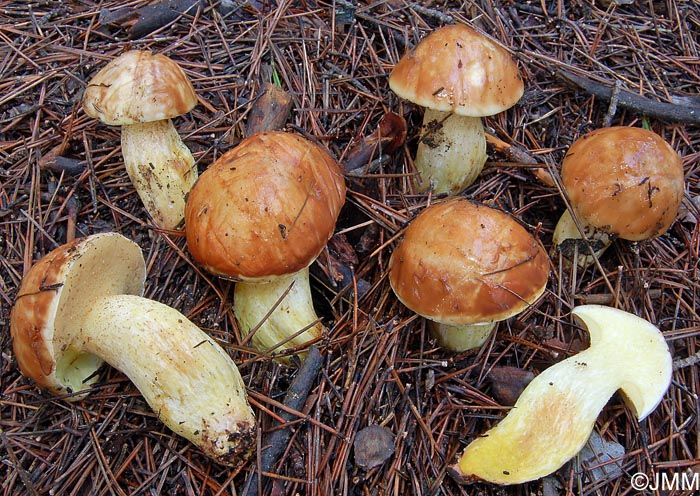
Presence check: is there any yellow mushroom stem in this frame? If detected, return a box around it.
[121,119,197,229]
[413,109,487,195]
[234,267,324,363]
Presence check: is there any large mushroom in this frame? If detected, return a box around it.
[389,199,549,352]
[10,233,256,467]
[389,24,524,195]
[83,50,198,229]
[449,305,672,485]
[553,126,685,266]
[185,131,346,363]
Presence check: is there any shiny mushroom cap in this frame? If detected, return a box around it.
[10,233,145,395]
[185,131,347,282]
[83,50,197,126]
[389,24,524,117]
[561,126,684,241]
[389,199,549,325]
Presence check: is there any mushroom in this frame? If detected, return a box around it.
[389,24,524,195]
[10,233,256,467]
[83,50,198,229]
[388,199,549,352]
[185,131,346,363]
[449,304,672,485]
[553,126,684,266]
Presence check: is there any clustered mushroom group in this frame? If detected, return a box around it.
[11,21,683,489]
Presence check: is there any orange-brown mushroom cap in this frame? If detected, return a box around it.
[561,126,684,241]
[389,24,524,117]
[83,50,197,126]
[10,233,145,395]
[389,199,549,325]
[185,131,347,281]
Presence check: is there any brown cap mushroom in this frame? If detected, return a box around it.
[389,199,549,351]
[185,131,346,362]
[83,50,199,229]
[389,24,524,194]
[450,305,672,485]
[11,233,256,467]
[553,126,685,265]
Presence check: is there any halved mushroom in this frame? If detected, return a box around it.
[449,305,672,485]
[10,233,256,467]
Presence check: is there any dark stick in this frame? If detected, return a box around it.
[245,82,294,137]
[557,70,700,124]
[240,345,324,496]
[101,0,203,39]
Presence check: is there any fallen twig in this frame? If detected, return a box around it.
[240,345,324,496]
[557,70,700,124]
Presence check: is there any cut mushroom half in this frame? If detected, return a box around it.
[449,305,672,485]
[83,50,199,229]
[10,233,256,467]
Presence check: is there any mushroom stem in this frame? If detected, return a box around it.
[449,305,672,485]
[429,321,495,352]
[414,109,487,195]
[73,294,255,467]
[121,119,197,229]
[552,209,613,267]
[234,267,324,362]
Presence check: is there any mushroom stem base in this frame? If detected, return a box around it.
[234,267,325,363]
[429,320,495,352]
[552,209,613,267]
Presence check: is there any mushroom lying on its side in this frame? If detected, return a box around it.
[449,305,672,485]
[83,50,198,229]
[10,233,256,467]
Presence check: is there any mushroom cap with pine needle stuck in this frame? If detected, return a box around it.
[389,199,549,326]
[185,131,347,282]
[561,126,684,241]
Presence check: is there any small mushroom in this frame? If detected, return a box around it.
[449,305,672,485]
[83,50,198,229]
[389,24,524,195]
[388,199,549,352]
[185,131,346,363]
[553,126,684,266]
[10,233,256,467]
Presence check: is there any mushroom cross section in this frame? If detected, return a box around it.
[449,304,672,485]
[388,199,549,352]
[83,50,199,229]
[185,131,346,363]
[10,233,256,467]
[389,24,524,194]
